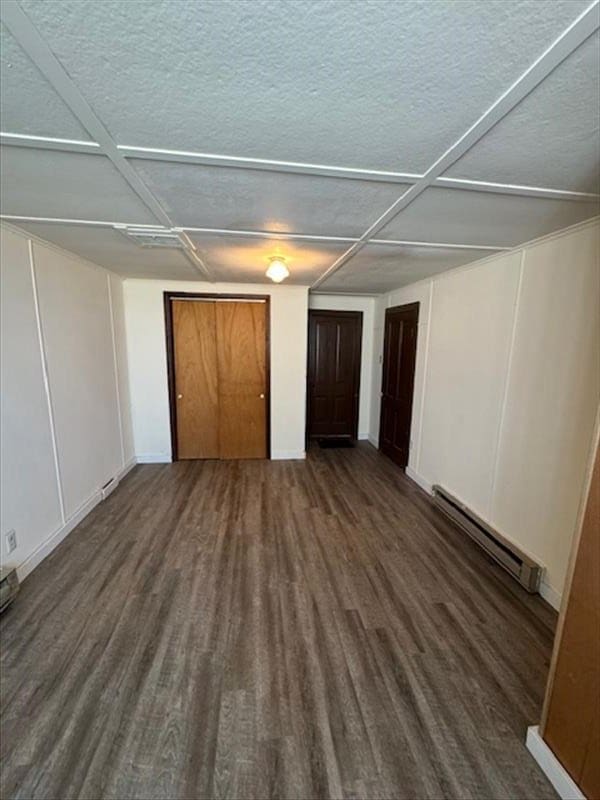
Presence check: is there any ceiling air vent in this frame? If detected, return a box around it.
[114,225,185,249]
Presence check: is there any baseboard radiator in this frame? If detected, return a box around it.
[432,485,542,593]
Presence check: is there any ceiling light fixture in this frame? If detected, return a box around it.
[266,256,290,283]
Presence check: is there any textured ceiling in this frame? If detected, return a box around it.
[130,160,404,236]
[378,188,599,247]
[0,0,599,293]
[188,235,348,284]
[15,0,591,169]
[1,147,157,224]
[319,244,494,294]
[445,32,600,193]
[14,222,198,280]
[0,23,91,140]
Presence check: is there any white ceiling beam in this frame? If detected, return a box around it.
[0,1,212,280]
[117,144,419,184]
[368,239,509,251]
[0,214,136,227]
[312,0,600,289]
[0,214,509,252]
[2,131,598,203]
[0,131,100,153]
[435,176,599,202]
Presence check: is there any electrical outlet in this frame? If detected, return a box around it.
[6,529,17,554]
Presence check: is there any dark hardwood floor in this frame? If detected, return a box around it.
[1,443,558,800]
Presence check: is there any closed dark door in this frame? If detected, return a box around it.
[307,310,362,439]
[379,303,419,467]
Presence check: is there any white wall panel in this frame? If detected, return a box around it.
[109,274,135,464]
[418,252,522,516]
[32,242,122,518]
[123,280,309,461]
[0,228,63,567]
[371,220,599,605]
[491,224,600,599]
[1,224,132,579]
[308,295,375,439]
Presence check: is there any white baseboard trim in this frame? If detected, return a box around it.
[367,434,379,448]
[119,456,137,478]
[15,458,137,583]
[539,579,562,611]
[136,453,173,463]
[17,491,101,582]
[526,726,585,800]
[358,433,369,441]
[405,466,433,494]
[271,450,306,460]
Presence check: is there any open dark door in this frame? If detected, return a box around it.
[307,310,362,440]
[379,303,419,468]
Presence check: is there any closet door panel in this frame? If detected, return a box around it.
[173,300,219,459]
[216,301,267,459]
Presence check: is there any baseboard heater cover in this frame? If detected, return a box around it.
[100,476,119,500]
[432,485,542,593]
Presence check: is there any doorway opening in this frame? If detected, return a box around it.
[164,292,271,461]
[379,302,419,468]
[306,310,362,445]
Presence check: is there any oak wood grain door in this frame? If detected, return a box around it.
[167,294,269,461]
[542,436,600,799]
[379,303,419,468]
[307,310,362,439]
[172,300,219,459]
[216,301,267,459]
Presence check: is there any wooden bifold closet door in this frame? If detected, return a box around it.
[171,298,268,460]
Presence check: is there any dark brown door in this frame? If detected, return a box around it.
[307,310,362,439]
[379,303,419,467]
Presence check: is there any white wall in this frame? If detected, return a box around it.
[308,294,375,439]
[123,280,309,461]
[0,224,134,579]
[371,219,600,607]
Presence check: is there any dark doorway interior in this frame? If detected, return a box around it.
[307,310,362,442]
[379,303,419,468]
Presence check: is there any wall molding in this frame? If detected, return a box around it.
[271,450,306,460]
[405,466,433,494]
[540,579,562,611]
[526,726,586,800]
[136,453,173,464]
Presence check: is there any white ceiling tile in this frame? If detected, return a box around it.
[320,244,494,294]
[0,147,159,224]
[444,34,600,193]
[11,222,197,279]
[130,160,404,236]
[188,234,348,284]
[18,0,590,171]
[0,23,92,140]
[378,187,599,247]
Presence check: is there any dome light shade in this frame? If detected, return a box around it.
[266,257,289,283]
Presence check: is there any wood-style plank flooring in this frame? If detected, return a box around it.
[1,444,558,799]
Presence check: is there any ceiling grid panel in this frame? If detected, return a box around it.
[313,0,600,289]
[0,0,212,279]
[0,1,598,289]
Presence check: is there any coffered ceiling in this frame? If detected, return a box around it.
[1,0,599,293]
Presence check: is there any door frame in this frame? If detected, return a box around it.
[306,309,363,443]
[378,302,419,466]
[163,292,271,461]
